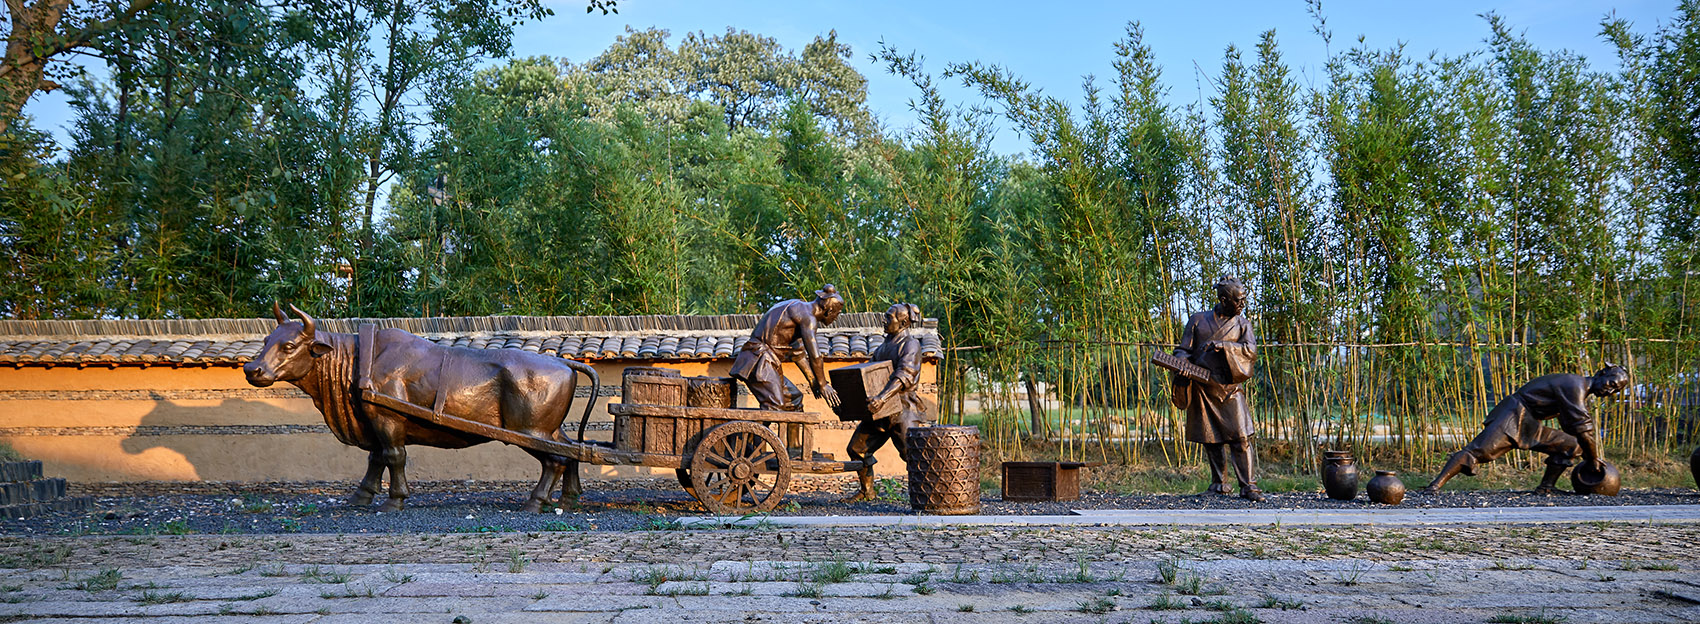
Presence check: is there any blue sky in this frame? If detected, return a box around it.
[515,0,1675,153]
[23,0,1679,155]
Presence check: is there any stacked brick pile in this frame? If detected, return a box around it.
[0,460,91,518]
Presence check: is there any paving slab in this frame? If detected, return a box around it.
[613,613,927,624]
[2,523,1697,623]
[706,560,935,578]
[403,571,608,584]
[14,617,320,624]
[314,615,615,624]
[0,600,233,618]
[382,582,568,598]
[527,593,669,612]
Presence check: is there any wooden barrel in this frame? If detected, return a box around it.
[904,425,982,515]
[686,376,737,408]
[622,366,686,406]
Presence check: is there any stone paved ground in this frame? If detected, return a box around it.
[0,521,1697,623]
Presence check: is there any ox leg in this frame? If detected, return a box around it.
[545,465,562,499]
[372,418,410,513]
[521,450,560,513]
[541,460,580,502]
[348,450,385,506]
[377,445,409,512]
[561,459,582,499]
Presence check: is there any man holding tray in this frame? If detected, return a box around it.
[1166,276,1264,501]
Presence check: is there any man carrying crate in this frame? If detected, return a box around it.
[842,302,929,502]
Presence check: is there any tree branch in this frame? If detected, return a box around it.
[0,0,158,81]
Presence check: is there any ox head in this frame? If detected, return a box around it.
[242,303,333,387]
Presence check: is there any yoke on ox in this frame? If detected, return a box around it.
[243,304,599,513]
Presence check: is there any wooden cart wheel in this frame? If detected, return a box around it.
[688,421,792,514]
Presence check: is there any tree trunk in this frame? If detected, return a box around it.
[1024,371,1048,439]
[0,0,72,134]
[1,0,156,134]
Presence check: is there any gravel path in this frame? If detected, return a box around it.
[1,478,1693,536]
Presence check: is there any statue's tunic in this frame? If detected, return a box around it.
[847,331,927,463]
[874,334,925,419]
[1172,309,1257,444]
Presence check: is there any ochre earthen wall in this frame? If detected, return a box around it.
[0,361,934,484]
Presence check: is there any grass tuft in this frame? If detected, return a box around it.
[1075,596,1115,614]
[136,589,193,605]
[1147,592,1185,610]
[75,569,122,592]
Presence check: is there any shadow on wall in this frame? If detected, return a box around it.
[115,398,368,482]
[106,392,910,483]
[116,397,560,483]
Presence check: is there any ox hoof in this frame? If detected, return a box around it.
[348,492,375,506]
[377,499,405,513]
[521,499,546,514]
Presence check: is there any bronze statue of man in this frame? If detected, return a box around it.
[1172,276,1263,501]
[844,303,928,502]
[1421,365,1630,494]
[730,284,844,412]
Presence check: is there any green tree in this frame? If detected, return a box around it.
[50,0,338,317]
[564,27,875,139]
[1650,1,1700,344]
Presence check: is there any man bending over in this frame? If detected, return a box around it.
[1422,365,1630,494]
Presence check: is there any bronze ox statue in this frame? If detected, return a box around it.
[242,304,599,512]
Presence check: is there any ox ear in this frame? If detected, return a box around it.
[309,334,334,357]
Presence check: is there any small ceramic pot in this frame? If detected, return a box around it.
[1572,461,1621,496]
[1690,445,1699,490]
[1366,470,1405,505]
[1321,451,1359,501]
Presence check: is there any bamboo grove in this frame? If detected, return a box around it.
[2,2,1698,468]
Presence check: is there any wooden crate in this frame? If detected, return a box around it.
[614,409,732,455]
[828,360,898,422]
[1000,461,1093,502]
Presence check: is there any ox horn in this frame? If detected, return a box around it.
[272,301,288,325]
[288,304,316,338]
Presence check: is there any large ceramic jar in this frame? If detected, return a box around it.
[1321,450,1359,501]
[1573,461,1621,497]
[1366,470,1405,505]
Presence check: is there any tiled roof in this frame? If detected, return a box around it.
[0,313,942,367]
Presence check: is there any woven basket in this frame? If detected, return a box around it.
[905,425,982,515]
[686,376,737,408]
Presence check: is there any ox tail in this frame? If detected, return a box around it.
[562,359,601,443]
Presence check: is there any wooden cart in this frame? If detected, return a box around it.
[358,375,860,515]
[605,402,860,513]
